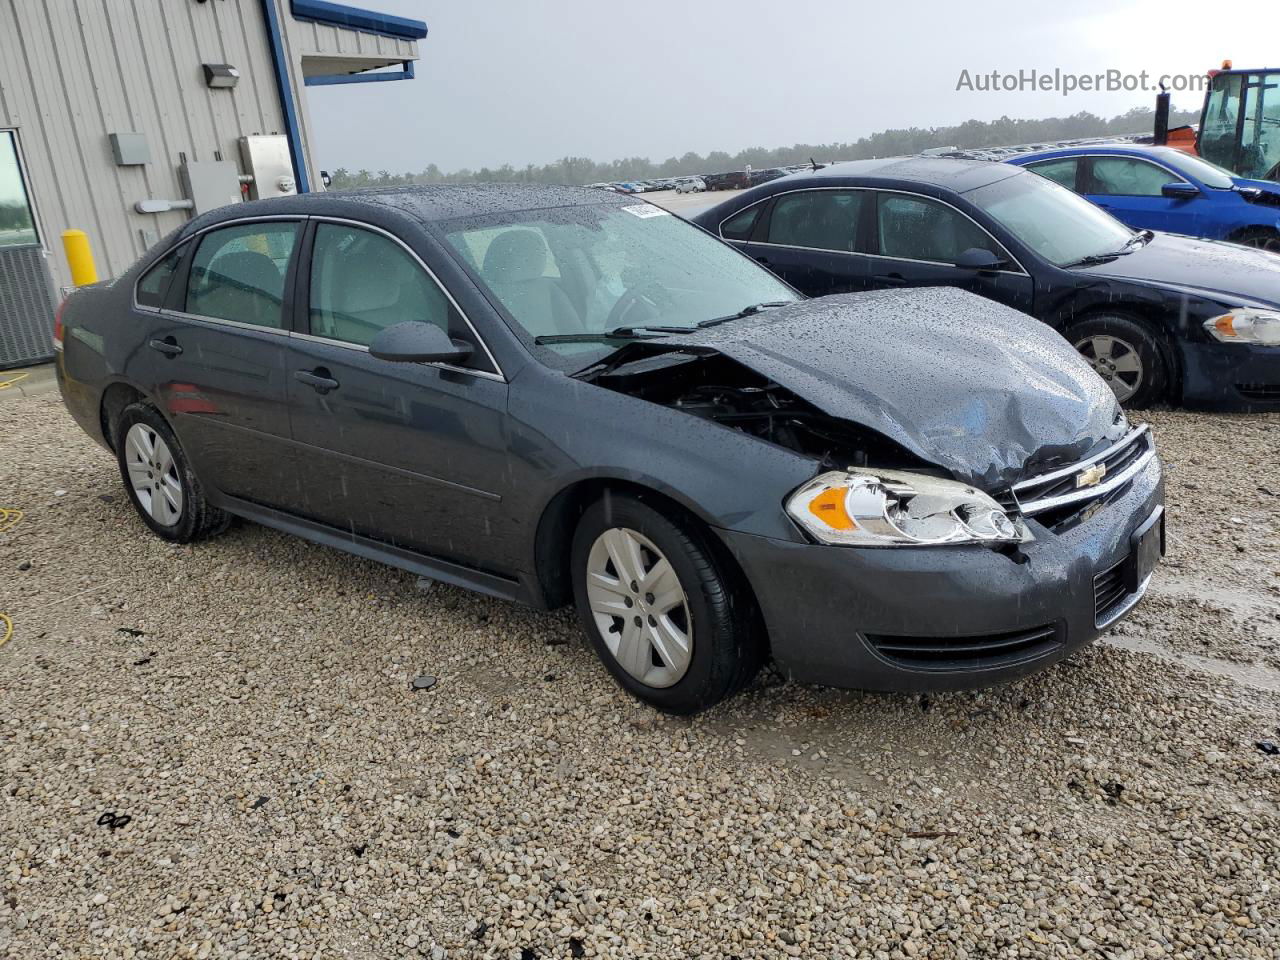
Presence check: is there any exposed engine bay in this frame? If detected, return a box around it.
[582,349,936,474]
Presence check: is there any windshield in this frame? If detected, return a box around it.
[443,202,798,368]
[1153,148,1236,189]
[967,172,1136,267]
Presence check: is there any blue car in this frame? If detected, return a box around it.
[1006,145,1280,252]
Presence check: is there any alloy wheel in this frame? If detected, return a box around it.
[585,527,693,688]
[1075,334,1143,404]
[124,423,184,526]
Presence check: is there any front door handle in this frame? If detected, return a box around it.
[294,368,339,394]
[874,274,908,286]
[148,338,183,357]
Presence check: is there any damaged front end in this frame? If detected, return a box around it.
[578,345,1034,548]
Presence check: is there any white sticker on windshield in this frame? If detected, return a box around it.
[621,204,671,219]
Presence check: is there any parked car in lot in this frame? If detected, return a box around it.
[1006,145,1280,252]
[703,171,748,191]
[747,167,790,187]
[694,158,1280,409]
[675,177,707,194]
[57,185,1162,713]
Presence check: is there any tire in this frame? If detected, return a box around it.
[570,494,762,714]
[114,402,230,543]
[1231,227,1280,253]
[1066,314,1170,408]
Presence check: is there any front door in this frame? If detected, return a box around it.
[867,191,1035,315]
[1083,156,1198,234]
[130,219,301,509]
[285,220,513,574]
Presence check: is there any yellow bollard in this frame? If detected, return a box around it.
[62,229,99,287]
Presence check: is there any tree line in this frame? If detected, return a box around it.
[326,106,1199,191]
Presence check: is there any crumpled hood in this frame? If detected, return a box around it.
[660,287,1124,489]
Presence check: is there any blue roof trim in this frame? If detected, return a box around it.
[261,0,310,193]
[290,0,428,41]
[305,60,415,86]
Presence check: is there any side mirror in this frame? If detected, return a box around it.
[955,247,1006,272]
[368,322,473,365]
[1161,181,1200,200]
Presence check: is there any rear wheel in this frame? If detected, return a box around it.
[570,494,762,714]
[115,402,230,543]
[1068,314,1169,408]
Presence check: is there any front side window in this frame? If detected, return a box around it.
[307,223,485,371]
[877,194,995,264]
[720,205,761,241]
[765,190,864,252]
[186,222,298,328]
[1025,158,1079,191]
[444,202,798,370]
[1089,157,1183,197]
[136,243,186,308]
[969,171,1135,268]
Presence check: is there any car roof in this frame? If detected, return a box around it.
[189,183,626,234]
[1009,144,1188,164]
[776,156,1022,193]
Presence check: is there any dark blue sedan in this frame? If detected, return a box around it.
[693,157,1280,409]
[1006,145,1280,252]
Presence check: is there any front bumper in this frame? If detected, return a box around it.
[1180,340,1280,410]
[717,455,1164,692]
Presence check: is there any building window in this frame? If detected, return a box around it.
[0,131,39,249]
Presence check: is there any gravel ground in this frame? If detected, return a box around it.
[2,394,1279,960]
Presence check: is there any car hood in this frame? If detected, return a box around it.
[1075,232,1280,308]
[647,287,1124,490]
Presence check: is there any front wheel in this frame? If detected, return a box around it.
[1068,314,1170,408]
[1232,227,1280,253]
[570,494,762,714]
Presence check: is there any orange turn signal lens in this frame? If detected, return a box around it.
[808,487,856,530]
[1212,314,1239,338]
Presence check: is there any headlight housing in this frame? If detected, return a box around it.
[786,469,1026,547]
[1205,309,1280,345]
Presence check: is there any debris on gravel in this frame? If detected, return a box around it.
[1,396,1278,959]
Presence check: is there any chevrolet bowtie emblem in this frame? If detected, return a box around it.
[1076,463,1107,488]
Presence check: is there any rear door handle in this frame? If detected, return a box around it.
[874,274,908,286]
[294,368,339,394]
[148,338,183,357]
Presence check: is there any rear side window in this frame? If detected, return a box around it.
[1089,158,1181,197]
[720,205,761,241]
[1025,158,1079,192]
[877,194,997,265]
[765,190,863,252]
[186,222,298,328]
[135,244,186,308]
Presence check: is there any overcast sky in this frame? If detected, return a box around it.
[308,0,1275,174]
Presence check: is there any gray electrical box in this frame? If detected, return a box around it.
[109,132,151,166]
[239,135,297,200]
[179,160,243,215]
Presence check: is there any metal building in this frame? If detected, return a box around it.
[0,0,425,368]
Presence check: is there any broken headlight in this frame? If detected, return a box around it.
[1205,309,1280,345]
[786,470,1025,547]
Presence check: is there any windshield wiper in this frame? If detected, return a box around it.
[533,325,693,345]
[697,301,792,329]
[1121,229,1154,250]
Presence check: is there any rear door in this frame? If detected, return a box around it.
[867,191,1035,314]
[131,219,301,508]
[741,189,872,296]
[1081,156,1196,233]
[284,219,513,573]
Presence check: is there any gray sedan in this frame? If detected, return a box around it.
[56,185,1163,713]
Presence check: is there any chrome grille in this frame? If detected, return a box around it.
[1010,426,1155,517]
